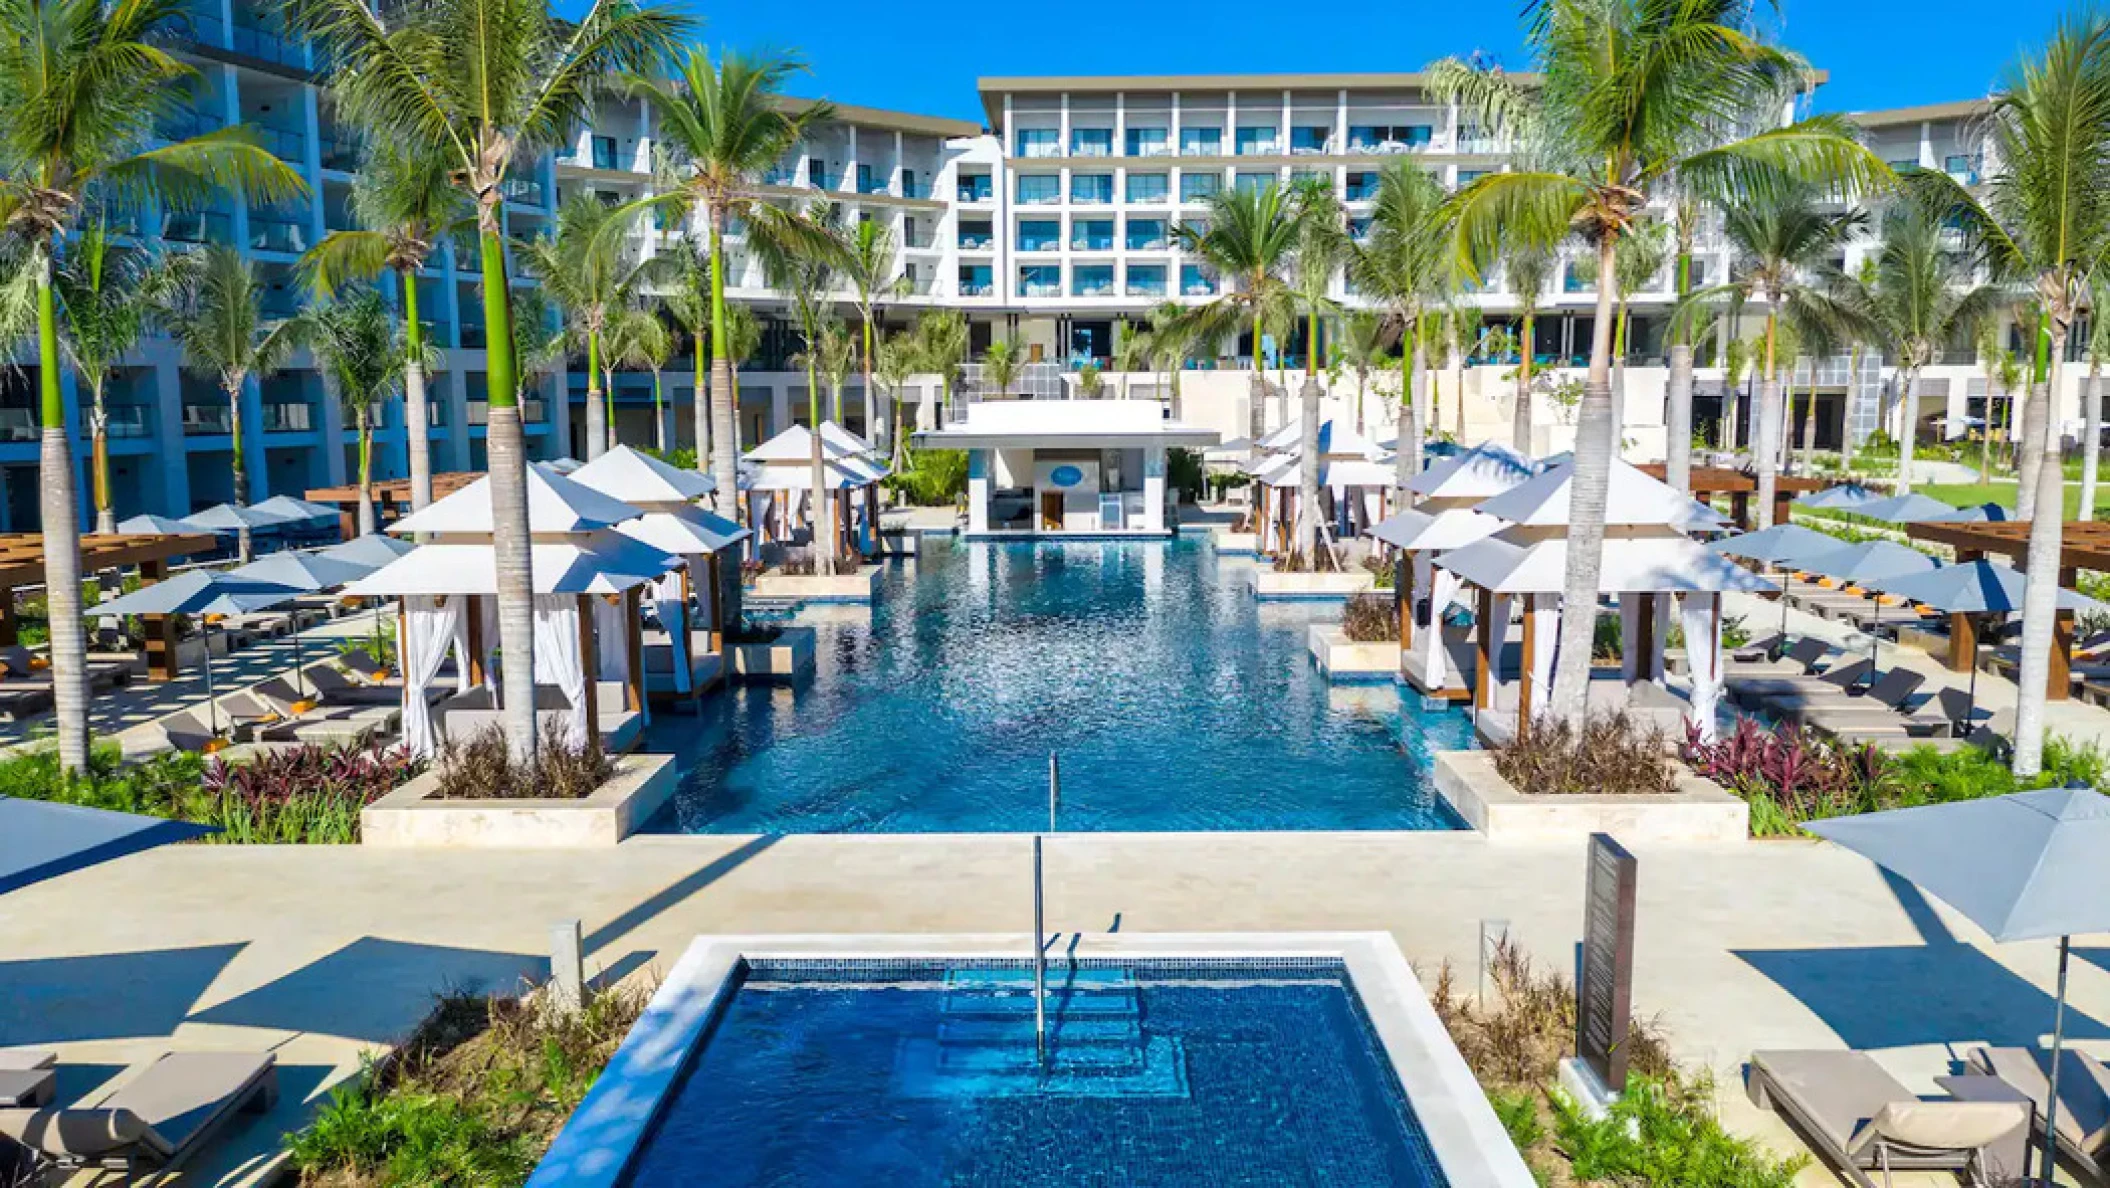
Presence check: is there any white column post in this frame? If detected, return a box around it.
[1143,445,1166,533]
[968,448,991,534]
[1280,88,1291,156]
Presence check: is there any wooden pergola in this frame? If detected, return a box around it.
[1636,465,1824,529]
[1905,519,2105,700]
[0,533,219,681]
[306,473,483,539]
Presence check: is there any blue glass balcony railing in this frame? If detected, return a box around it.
[248,217,308,254]
[163,210,232,245]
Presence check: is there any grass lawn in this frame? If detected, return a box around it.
[1916,481,2110,521]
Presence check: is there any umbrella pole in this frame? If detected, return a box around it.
[203,620,220,739]
[1780,573,1791,636]
[1869,602,1881,691]
[293,629,305,700]
[1966,618,1980,729]
[2040,934,2072,1186]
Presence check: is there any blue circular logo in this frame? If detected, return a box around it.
[1049,465,1085,488]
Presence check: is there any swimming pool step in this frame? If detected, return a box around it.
[943,968,1134,993]
[941,988,1139,1019]
[892,1034,1191,1100]
[938,1014,1142,1049]
[934,1035,1150,1074]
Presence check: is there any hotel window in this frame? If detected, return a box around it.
[1180,126,1222,156]
[901,169,923,199]
[1234,171,1277,194]
[1290,125,1331,154]
[957,219,993,250]
[958,172,993,202]
[806,158,829,187]
[1126,172,1169,204]
[1235,125,1280,155]
[1687,258,1711,288]
[1072,264,1115,297]
[591,135,618,170]
[1016,174,1060,205]
[1181,264,1216,296]
[1071,173,1114,204]
[1126,264,1167,297]
[1344,172,1378,201]
[1456,169,1491,186]
[958,264,993,297]
[1071,219,1114,251]
[1017,219,1060,252]
[1071,127,1113,157]
[1126,218,1167,251]
[1348,216,1372,243]
[1018,264,1061,298]
[1017,128,1061,158]
[1945,153,1981,183]
[1126,126,1169,156]
[1563,262,1592,293]
[1180,172,1222,202]
[1348,124,1433,151]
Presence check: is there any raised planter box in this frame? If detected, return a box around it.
[752,565,882,604]
[1432,749,1749,843]
[729,626,816,684]
[1250,568,1377,601]
[873,531,920,558]
[1307,625,1401,682]
[361,753,679,847]
[1216,531,1261,555]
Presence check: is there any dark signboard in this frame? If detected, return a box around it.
[1578,832,1638,1092]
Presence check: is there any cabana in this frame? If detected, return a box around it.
[0,531,217,680]
[1437,458,1758,739]
[345,467,682,758]
[569,445,750,703]
[913,400,1218,537]
[1247,421,1395,553]
[741,423,891,555]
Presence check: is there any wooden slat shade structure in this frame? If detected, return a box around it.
[0,533,219,681]
[1636,465,1822,530]
[307,472,484,539]
[1906,518,2097,700]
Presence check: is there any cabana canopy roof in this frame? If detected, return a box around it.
[1474,458,1727,531]
[616,506,752,555]
[1256,456,1395,489]
[1406,441,1536,499]
[740,456,889,491]
[387,466,642,536]
[346,537,679,597]
[569,444,717,502]
[1369,507,1507,553]
[1256,420,1384,460]
[744,423,865,463]
[1437,535,1778,595]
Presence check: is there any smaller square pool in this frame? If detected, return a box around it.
[529,935,1533,1188]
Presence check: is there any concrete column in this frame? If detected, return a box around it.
[239,373,267,501]
[968,448,990,534]
[1142,445,1166,533]
[152,359,189,514]
[771,383,791,435]
[1058,93,1070,156]
[316,373,349,486]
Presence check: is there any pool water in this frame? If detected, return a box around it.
[649,537,1472,833]
[622,960,1451,1187]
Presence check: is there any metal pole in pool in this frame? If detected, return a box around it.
[1033,832,1046,1065]
[1048,752,1060,832]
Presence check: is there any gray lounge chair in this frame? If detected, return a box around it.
[1966,1046,2110,1183]
[0,1050,56,1109]
[0,1050,276,1184]
[157,710,221,753]
[1730,633,1789,664]
[305,665,407,706]
[1747,1050,2029,1187]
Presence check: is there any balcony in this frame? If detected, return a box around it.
[1179,133,1223,157]
[227,22,304,67]
[248,217,309,254]
[1344,177,1379,202]
[163,210,232,245]
[262,401,313,432]
[0,410,34,444]
[104,406,152,439]
[1125,279,1167,298]
[319,133,360,171]
[1070,131,1114,158]
[957,178,993,203]
[501,177,546,207]
[1071,234,1114,252]
[959,280,994,297]
[1072,280,1115,298]
[182,404,233,436]
[250,125,305,162]
[1125,131,1171,157]
[957,231,993,251]
[903,276,934,296]
[1126,234,1168,252]
[1018,135,1063,159]
[1016,185,1061,207]
[1018,236,1060,253]
[901,178,929,199]
[1018,281,1061,298]
[465,399,546,426]
[760,167,802,187]
[155,105,219,144]
[1070,179,1114,205]
[857,176,891,196]
[423,399,448,427]
[903,228,934,250]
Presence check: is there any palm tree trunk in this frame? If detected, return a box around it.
[228,378,252,563]
[1841,346,1861,475]
[2018,385,2047,524]
[1754,316,1783,531]
[809,361,831,569]
[90,379,113,535]
[2014,329,2073,779]
[1980,377,1996,485]
[1665,343,1693,494]
[1513,313,1535,455]
[1396,337,1424,495]
[402,274,434,511]
[707,213,740,510]
[356,408,375,537]
[691,329,710,477]
[1451,345,1466,439]
[1798,379,1818,474]
[1411,329,1431,457]
[2083,361,2102,521]
[36,266,88,773]
[1899,370,1921,493]
[478,217,537,765]
[584,329,606,460]
[1611,301,1628,433]
[1549,237,1621,725]
[1298,374,1323,569]
[653,371,666,452]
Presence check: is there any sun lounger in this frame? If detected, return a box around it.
[304,665,408,706]
[339,652,390,683]
[1729,636,1830,678]
[0,1050,276,1184]
[1746,1050,2029,1187]
[0,686,52,722]
[0,1050,56,1108]
[263,706,397,747]
[158,710,223,753]
[1966,1046,2110,1183]
[0,646,129,692]
[217,691,281,738]
[1730,633,1789,664]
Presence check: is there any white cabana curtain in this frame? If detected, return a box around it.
[1680,591,1724,742]
[653,571,691,694]
[1528,596,1559,719]
[1490,594,1513,694]
[693,557,716,633]
[397,595,462,760]
[449,607,474,694]
[1412,553,1433,625]
[1425,567,1464,687]
[531,595,588,749]
[593,595,648,725]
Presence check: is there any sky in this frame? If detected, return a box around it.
[646,0,2075,126]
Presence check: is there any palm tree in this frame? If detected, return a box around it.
[660,243,714,469]
[1337,310,1390,433]
[298,140,466,512]
[2,0,305,772]
[519,194,653,459]
[1826,256,1881,475]
[2084,277,2110,518]
[163,246,299,563]
[1677,189,1868,527]
[1348,162,1449,491]
[838,219,902,454]
[760,206,847,565]
[1447,305,1478,439]
[296,288,412,535]
[1112,324,1151,401]
[911,309,968,465]
[624,48,835,498]
[287,0,686,763]
[814,319,856,424]
[1503,245,1556,455]
[723,301,763,467]
[1432,2,1888,725]
[1144,300,1200,420]
[2000,345,2031,503]
[980,339,1022,398]
[54,220,186,534]
[1285,178,1346,566]
[1975,324,2014,486]
[607,305,674,451]
[1174,184,1303,463]
[873,330,918,463]
[1611,220,1671,430]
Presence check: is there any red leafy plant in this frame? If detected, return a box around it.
[1680,716,1890,833]
[200,742,422,843]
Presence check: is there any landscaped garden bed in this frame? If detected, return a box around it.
[1435,715,1749,842]
[725,621,816,683]
[750,549,881,603]
[1308,592,1401,681]
[361,728,677,847]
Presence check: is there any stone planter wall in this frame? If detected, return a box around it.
[1215,532,1261,555]
[752,565,882,604]
[1250,569,1377,601]
[1308,625,1401,682]
[1432,750,1748,843]
[361,753,679,847]
[729,626,816,684]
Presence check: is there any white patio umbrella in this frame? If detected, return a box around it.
[1712,523,1854,634]
[1863,560,2108,725]
[92,572,304,739]
[319,534,416,569]
[116,514,207,536]
[249,495,342,524]
[1809,788,2110,1185]
[1852,492,1958,524]
[182,503,302,532]
[1794,483,1884,510]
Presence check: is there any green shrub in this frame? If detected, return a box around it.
[1166,447,1206,501]
[1555,1075,1806,1187]
[1339,593,1397,643]
[432,727,614,802]
[884,447,968,505]
[1495,714,1677,797]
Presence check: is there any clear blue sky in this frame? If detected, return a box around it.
[643,0,2073,127]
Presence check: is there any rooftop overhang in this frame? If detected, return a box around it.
[914,428,1221,451]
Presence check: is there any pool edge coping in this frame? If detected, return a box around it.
[526,931,1536,1188]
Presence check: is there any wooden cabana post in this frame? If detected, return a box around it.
[1906,519,2110,702]
[575,593,601,753]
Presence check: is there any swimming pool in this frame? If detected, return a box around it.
[648,537,1473,833]
[527,935,1534,1188]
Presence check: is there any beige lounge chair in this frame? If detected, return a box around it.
[1747,1050,2028,1186]
[1967,1046,2110,1183]
[0,1049,56,1108]
[0,1051,276,1184]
